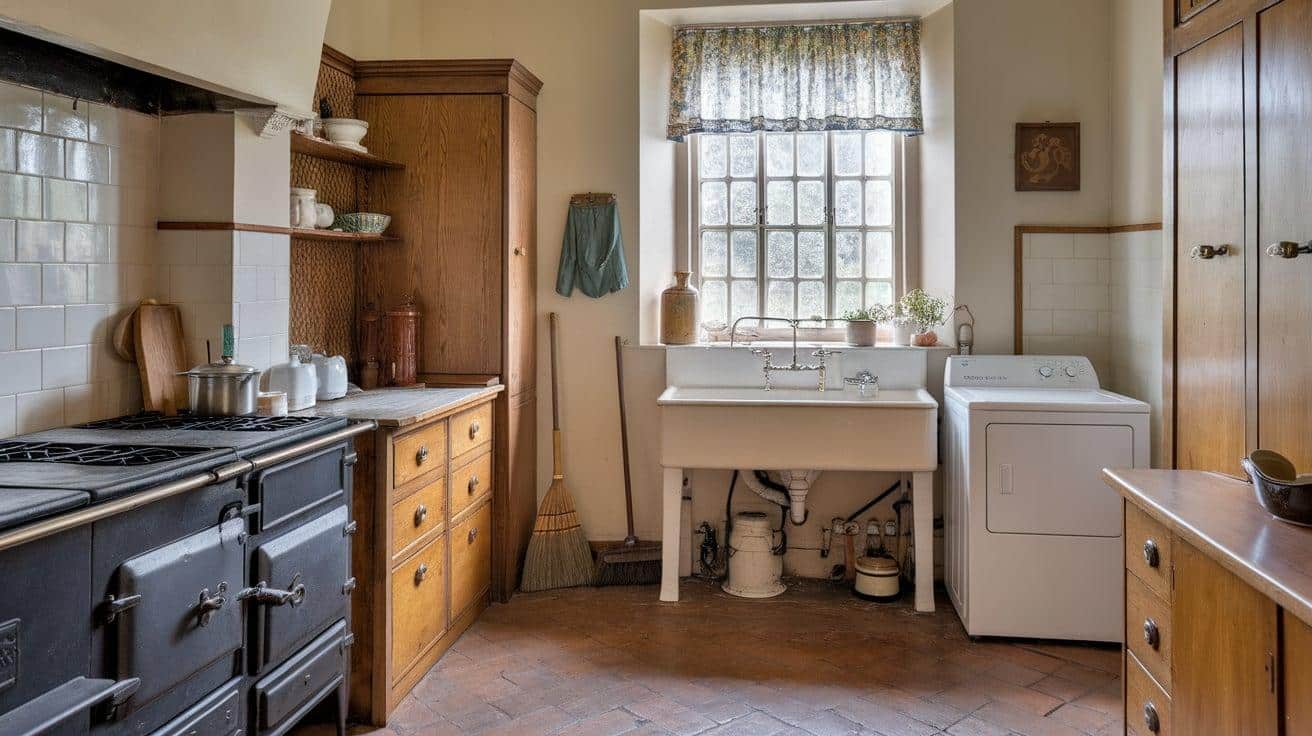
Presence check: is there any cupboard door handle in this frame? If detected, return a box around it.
[467,475,479,495]
[1266,240,1312,259]
[414,563,429,584]
[1190,244,1229,260]
[1143,702,1160,733]
[468,527,478,544]
[514,247,526,256]
[1143,618,1160,650]
[414,504,428,526]
[416,445,430,465]
[1143,539,1160,568]
[469,420,481,440]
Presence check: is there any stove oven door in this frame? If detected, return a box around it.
[110,518,245,713]
[248,505,352,670]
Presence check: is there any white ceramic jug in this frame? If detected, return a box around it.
[311,353,348,400]
[264,349,318,410]
[290,188,318,229]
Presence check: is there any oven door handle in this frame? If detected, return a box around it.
[0,675,141,735]
[238,576,306,608]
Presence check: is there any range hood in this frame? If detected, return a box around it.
[0,0,330,118]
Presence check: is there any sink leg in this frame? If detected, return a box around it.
[660,467,682,602]
[913,470,935,613]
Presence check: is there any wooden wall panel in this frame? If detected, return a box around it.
[355,94,504,375]
[1256,0,1312,469]
[1172,25,1247,474]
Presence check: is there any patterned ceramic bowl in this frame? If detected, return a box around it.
[334,212,391,234]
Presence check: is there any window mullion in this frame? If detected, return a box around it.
[756,132,767,321]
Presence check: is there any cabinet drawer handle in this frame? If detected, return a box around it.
[468,527,478,544]
[1266,240,1312,259]
[1143,618,1160,650]
[1143,539,1160,568]
[468,420,481,440]
[1189,243,1229,260]
[414,563,429,584]
[467,475,479,495]
[414,504,428,526]
[416,445,430,465]
[1143,702,1160,733]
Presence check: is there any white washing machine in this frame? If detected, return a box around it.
[943,355,1149,642]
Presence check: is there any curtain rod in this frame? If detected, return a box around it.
[675,16,917,31]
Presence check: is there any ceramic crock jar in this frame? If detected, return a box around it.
[660,271,699,345]
[290,188,319,229]
[384,298,422,387]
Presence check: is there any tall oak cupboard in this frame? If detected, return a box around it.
[354,60,541,606]
[1149,0,1312,733]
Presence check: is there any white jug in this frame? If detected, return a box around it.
[311,353,348,400]
[264,350,318,410]
[290,188,319,229]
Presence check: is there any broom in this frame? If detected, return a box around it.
[520,312,596,592]
[595,335,662,586]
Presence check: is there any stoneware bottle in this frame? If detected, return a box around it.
[660,271,699,345]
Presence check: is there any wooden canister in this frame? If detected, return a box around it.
[359,302,381,389]
[383,299,421,387]
[660,271,699,344]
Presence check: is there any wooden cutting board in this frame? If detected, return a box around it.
[135,304,188,415]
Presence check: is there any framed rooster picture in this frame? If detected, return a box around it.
[1015,122,1080,191]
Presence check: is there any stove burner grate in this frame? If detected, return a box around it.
[77,413,326,432]
[0,441,216,466]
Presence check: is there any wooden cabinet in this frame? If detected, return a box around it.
[347,394,498,726]
[1116,485,1307,736]
[1166,0,1312,473]
[356,60,540,602]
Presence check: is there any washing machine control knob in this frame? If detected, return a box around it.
[1038,366,1054,378]
[1064,366,1077,378]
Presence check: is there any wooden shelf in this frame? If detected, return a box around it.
[291,228,398,243]
[291,132,404,169]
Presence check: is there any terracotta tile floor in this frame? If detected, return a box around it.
[295,580,1123,736]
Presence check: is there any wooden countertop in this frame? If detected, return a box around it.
[293,386,504,427]
[1104,468,1312,627]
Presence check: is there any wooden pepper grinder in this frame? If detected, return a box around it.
[359,302,381,389]
[384,297,422,387]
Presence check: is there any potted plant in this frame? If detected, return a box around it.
[898,289,951,347]
[841,305,895,346]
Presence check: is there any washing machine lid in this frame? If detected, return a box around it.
[945,386,1150,413]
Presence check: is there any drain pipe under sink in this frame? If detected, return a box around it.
[739,469,821,524]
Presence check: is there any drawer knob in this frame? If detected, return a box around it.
[1143,702,1160,733]
[469,420,481,440]
[468,475,480,494]
[414,504,428,526]
[468,527,478,544]
[414,563,429,584]
[1143,539,1160,568]
[416,445,430,465]
[1143,618,1160,650]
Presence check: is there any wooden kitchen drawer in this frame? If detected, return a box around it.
[1126,502,1173,600]
[390,476,446,562]
[390,533,446,681]
[1127,650,1172,736]
[450,501,492,618]
[449,403,492,459]
[393,420,447,489]
[1126,570,1173,691]
[450,451,492,520]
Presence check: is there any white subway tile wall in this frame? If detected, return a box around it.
[0,80,159,435]
[1109,229,1165,465]
[233,230,290,373]
[1021,232,1112,380]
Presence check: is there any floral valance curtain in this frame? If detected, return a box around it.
[667,21,923,141]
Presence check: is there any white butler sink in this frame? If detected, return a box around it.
[657,385,938,472]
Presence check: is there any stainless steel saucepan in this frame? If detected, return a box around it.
[178,358,262,416]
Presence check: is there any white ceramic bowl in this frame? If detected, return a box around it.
[322,118,369,146]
